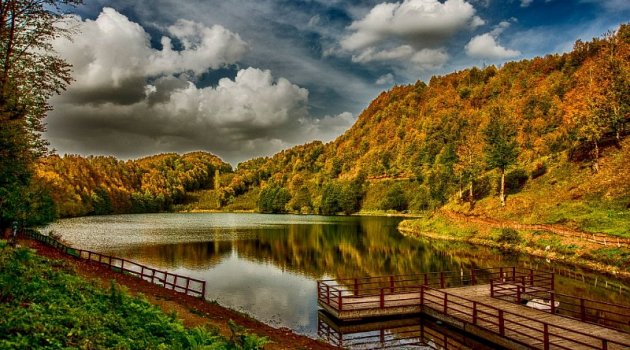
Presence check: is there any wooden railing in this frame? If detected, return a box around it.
[421,286,630,350]
[317,267,553,311]
[20,229,206,298]
[491,280,630,333]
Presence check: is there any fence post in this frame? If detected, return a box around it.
[512,266,516,281]
[500,267,504,281]
[551,273,555,290]
[420,286,424,306]
[602,339,608,350]
[499,310,504,336]
[543,324,549,350]
[550,293,556,314]
[491,281,495,297]
[443,293,448,314]
[202,281,206,299]
[530,269,534,286]
[380,288,385,309]
[424,274,428,286]
[338,292,342,311]
[580,298,586,321]
[390,275,395,293]
[473,301,477,325]
[440,272,445,288]
[326,285,330,305]
[354,278,359,296]
[472,269,477,285]
[516,285,521,304]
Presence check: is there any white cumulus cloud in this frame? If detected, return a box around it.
[47,8,354,164]
[339,0,480,71]
[465,21,520,60]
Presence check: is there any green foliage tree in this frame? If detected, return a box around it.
[257,184,291,213]
[380,184,408,211]
[0,0,81,231]
[484,109,519,206]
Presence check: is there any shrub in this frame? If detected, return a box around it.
[504,168,529,194]
[379,184,408,211]
[497,228,521,244]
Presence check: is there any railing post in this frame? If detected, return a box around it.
[420,286,424,306]
[543,324,549,350]
[380,288,385,309]
[499,310,504,336]
[440,272,445,288]
[530,269,534,286]
[512,266,516,281]
[354,278,359,296]
[500,267,504,281]
[602,339,608,350]
[551,273,555,290]
[326,285,330,305]
[473,301,477,325]
[338,292,342,311]
[491,280,495,297]
[424,274,428,286]
[550,292,556,314]
[202,281,206,299]
[390,275,395,293]
[516,285,521,304]
[580,298,586,321]
[443,293,448,314]
[121,259,124,271]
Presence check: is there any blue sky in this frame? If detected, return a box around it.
[46,0,630,165]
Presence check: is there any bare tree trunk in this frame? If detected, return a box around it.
[500,168,506,207]
[469,180,475,211]
[592,141,600,173]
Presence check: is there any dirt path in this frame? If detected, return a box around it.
[20,237,338,350]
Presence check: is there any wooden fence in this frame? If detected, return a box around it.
[20,229,206,298]
[442,210,630,248]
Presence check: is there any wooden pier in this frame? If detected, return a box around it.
[317,267,630,349]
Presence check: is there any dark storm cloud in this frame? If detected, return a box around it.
[47,0,630,164]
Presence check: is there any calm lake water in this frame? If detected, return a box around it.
[42,213,630,346]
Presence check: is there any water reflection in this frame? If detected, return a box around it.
[44,213,630,339]
[317,311,499,349]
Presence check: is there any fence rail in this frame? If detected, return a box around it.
[491,279,630,333]
[318,267,553,306]
[20,229,206,298]
[318,269,630,350]
[421,286,630,350]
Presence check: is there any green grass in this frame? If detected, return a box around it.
[401,214,478,239]
[584,247,630,269]
[0,246,266,350]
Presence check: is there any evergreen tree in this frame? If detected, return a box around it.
[484,109,519,207]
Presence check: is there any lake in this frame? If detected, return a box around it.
[42,213,630,346]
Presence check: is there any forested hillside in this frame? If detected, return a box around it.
[33,152,231,219]
[31,25,629,229]
[211,24,629,219]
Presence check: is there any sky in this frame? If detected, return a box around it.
[46,0,630,165]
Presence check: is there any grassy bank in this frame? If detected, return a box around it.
[399,213,630,279]
[0,242,266,349]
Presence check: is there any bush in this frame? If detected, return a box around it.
[497,228,521,244]
[504,168,529,194]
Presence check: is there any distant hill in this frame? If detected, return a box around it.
[34,152,231,219]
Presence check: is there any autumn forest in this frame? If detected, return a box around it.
[27,24,629,229]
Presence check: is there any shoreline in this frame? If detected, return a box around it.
[19,237,337,350]
[398,225,630,281]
